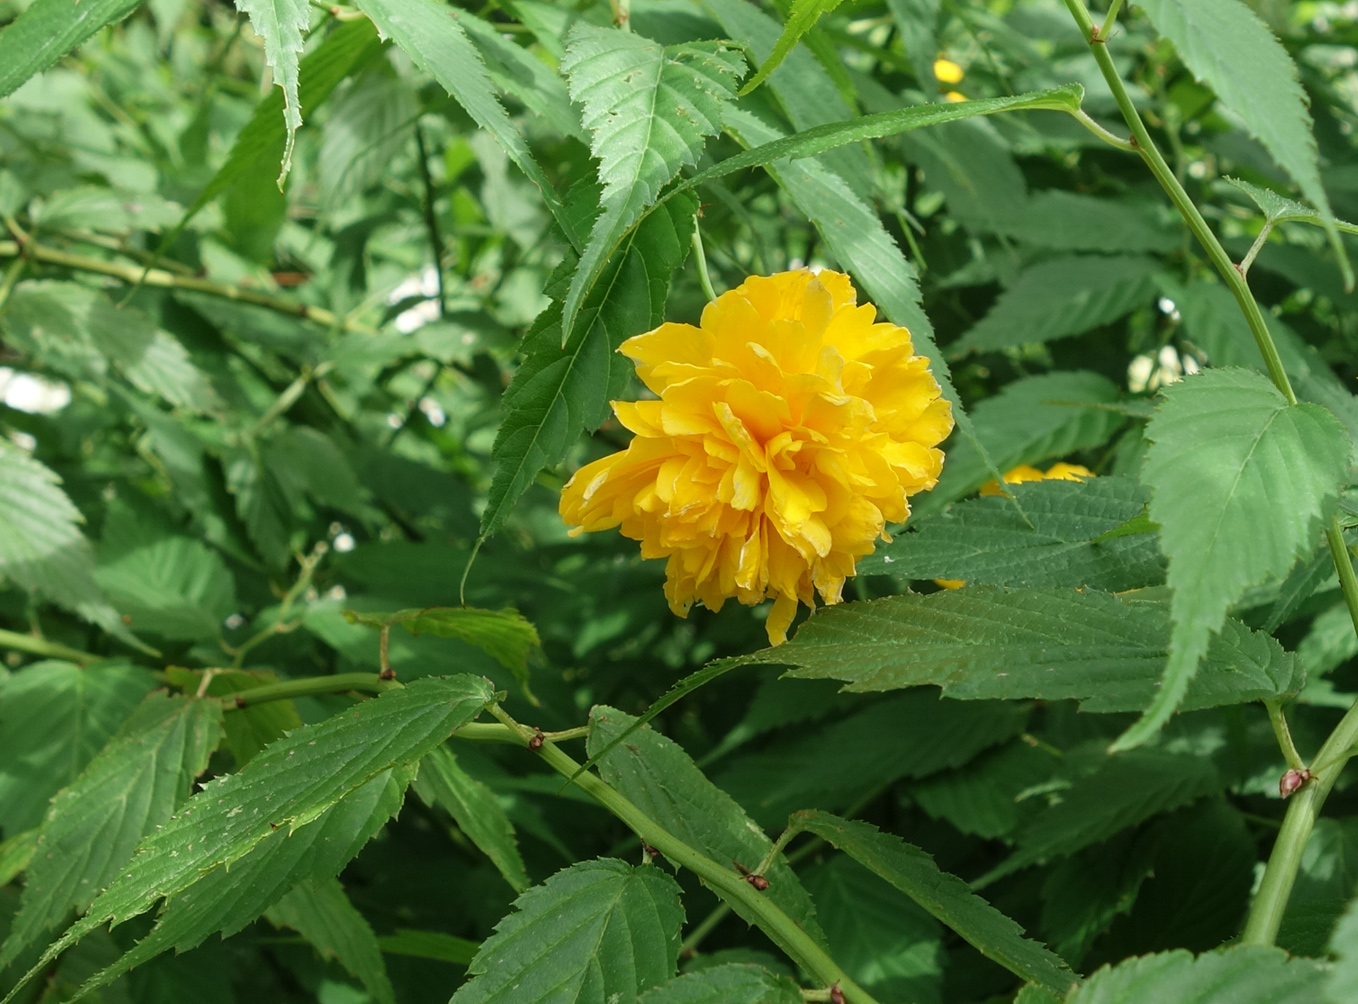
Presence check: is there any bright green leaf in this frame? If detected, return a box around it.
[451,858,685,1004]
[791,810,1078,995]
[233,0,312,183]
[741,0,847,97]
[1118,367,1352,750]
[0,0,142,99]
[559,25,744,342]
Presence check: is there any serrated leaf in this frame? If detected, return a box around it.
[3,281,218,411]
[714,692,1026,828]
[95,503,237,642]
[344,607,540,696]
[355,0,580,248]
[0,694,223,969]
[233,0,312,183]
[3,676,494,1003]
[415,745,529,893]
[0,0,142,98]
[637,964,802,1004]
[951,255,1160,356]
[741,0,846,97]
[858,475,1164,591]
[0,660,155,836]
[741,588,1302,714]
[791,811,1078,995]
[977,750,1221,887]
[802,856,943,1001]
[266,877,395,1004]
[913,742,1061,841]
[166,668,301,766]
[919,371,1126,514]
[587,707,826,947]
[458,13,583,141]
[0,442,124,634]
[1224,177,1358,236]
[1135,0,1351,288]
[0,828,38,887]
[480,191,696,539]
[1118,368,1352,750]
[451,858,684,1004]
[559,26,743,342]
[1069,946,1324,1004]
[72,767,410,1000]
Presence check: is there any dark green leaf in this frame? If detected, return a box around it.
[1278,818,1358,957]
[266,877,395,1004]
[792,811,1078,995]
[414,745,529,893]
[0,0,142,99]
[0,660,155,835]
[951,255,1160,356]
[377,929,479,965]
[1328,896,1358,1004]
[637,964,802,1004]
[913,742,1061,841]
[738,588,1301,714]
[0,693,223,968]
[165,668,300,767]
[858,475,1163,591]
[1119,368,1352,749]
[559,25,744,341]
[588,706,826,946]
[1069,946,1324,1004]
[451,858,684,1004]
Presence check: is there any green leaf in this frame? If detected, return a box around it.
[919,371,1126,514]
[94,502,237,642]
[791,810,1078,995]
[264,428,366,519]
[1069,946,1324,1004]
[414,745,529,893]
[480,191,696,539]
[976,750,1222,887]
[0,693,223,969]
[559,26,743,342]
[951,255,1161,356]
[0,442,125,634]
[1327,895,1358,1004]
[3,281,218,411]
[165,668,301,766]
[1135,0,1351,288]
[450,858,684,1004]
[587,707,827,947]
[0,0,142,99]
[714,692,1025,828]
[0,660,155,835]
[377,928,479,965]
[3,675,495,1003]
[266,877,395,1004]
[802,856,943,1001]
[992,192,1179,253]
[740,588,1301,714]
[1225,177,1358,236]
[1117,367,1352,750]
[857,475,1164,591]
[74,767,410,1000]
[740,0,846,97]
[233,0,312,183]
[458,13,583,141]
[355,0,581,248]
[637,964,803,1004]
[167,18,379,243]
[343,607,541,696]
[1297,599,1358,681]
[913,742,1061,842]
[1277,818,1358,957]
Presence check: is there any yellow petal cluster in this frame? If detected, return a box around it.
[559,269,953,645]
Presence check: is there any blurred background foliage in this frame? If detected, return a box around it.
[1,0,1358,1002]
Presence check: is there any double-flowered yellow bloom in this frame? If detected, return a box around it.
[559,269,953,645]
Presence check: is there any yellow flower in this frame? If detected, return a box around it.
[559,269,953,645]
[933,58,965,84]
[944,91,968,103]
[936,461,1095,590]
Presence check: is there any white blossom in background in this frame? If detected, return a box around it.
[418,397,447,427]
[387,265,441,333]
[0,368,71,414]
[1129,344,1199,393]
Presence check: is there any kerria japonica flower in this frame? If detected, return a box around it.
[559,269,953,645]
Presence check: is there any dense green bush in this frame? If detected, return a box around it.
[1,0,1358,1002]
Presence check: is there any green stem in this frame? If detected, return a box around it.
[1058,0,1297,405]
[0,240,376,335]
[0,628,100,665]
[691,225,718,302]
[224,672,400,709]
[1265,699,1305,771]
[476,708,881,1004]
